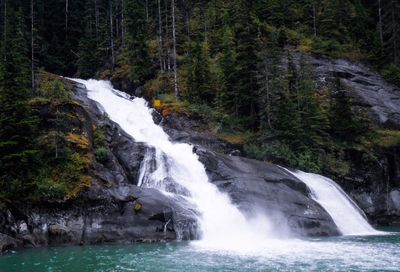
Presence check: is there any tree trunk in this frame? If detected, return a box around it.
[171,0,178,98]
[165,0,171,71]
[145,0,149,22]
[121,0,125,45]
[109,0,115,69]
[65,0,68,40]
[204,13,208,43]
[312,4,317,37]
[2,0,6,60]
[158,0,164,72]
[94,0,99,37]
[31,0,35,93]
[378,0,383,47]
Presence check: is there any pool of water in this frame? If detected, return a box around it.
[1,232,399,272]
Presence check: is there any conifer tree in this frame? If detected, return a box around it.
[186,41,214,103]
[0,6,38,194]
[122,0,151,85]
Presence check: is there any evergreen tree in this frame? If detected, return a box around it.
[329,78,366,142]
[122,0,151,85]
[186,41,215,103]
[215,21,236,113]
[0,6,38,197]
[297,54,329,147]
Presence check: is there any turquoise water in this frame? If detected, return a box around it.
[1,233,399,272]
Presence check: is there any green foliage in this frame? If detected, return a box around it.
[297,151,321,173]
[38,72,70,101]
[185,41,216,103]
[321,153,351,176]
[374,130,400,148]
[245,141,298,167]
[0,6,39,204]
[95,147,109,164]
[121,0,152,84]
[329,79,371,143]
[2,0,400,205]
[381,64,400,87]
[93,127,107,147]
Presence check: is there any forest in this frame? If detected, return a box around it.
[0,0,400,203]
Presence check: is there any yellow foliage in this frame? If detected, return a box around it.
[67,133,90,150]
[67,175,92,199]
[217,132,248,145]
[153,99,161,109]
[134,200,143,213]
[374,130,400,148]
[299,37,313,53]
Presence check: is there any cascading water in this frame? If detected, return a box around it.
[72,79,274,250]
[288,170,379,235]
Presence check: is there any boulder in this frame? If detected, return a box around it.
[197,149,340,237]
[0,234,21,253]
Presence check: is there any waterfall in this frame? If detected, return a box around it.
[73,79,274,249]
[288,170,379,235]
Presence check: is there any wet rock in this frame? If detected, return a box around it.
[197,149,340,237]
[303,54,400,129]
[0,82,200,250]
[0,234,21,253]
[389,190,400,213]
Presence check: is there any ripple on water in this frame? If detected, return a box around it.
[0,234,399,272]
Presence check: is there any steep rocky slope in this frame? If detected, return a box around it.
[0,82,340,252]
[306,55,400,226]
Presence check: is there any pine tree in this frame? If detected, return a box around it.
[382,0,400,65]
[0,6,38,196]
[215,21,236,113]
[122,0,151,85]
[329,78,365,142]
[297,54,329,147]
[319,0,353,43]
[186,41,215,103]
[256,39,281,131]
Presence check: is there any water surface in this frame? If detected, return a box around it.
[1,232,399,272]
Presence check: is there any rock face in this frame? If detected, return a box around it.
[197,149,339,237]
[298,55,400,226]
[0,83,198,252]
[0,82,343,252]
[306,54,400,129]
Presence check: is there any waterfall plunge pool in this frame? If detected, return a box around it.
[1,231,399,272]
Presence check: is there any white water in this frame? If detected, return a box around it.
[73,79,274,250]
[289,170,379,235]
[71,79,381,253]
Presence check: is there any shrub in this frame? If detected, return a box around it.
[381,63,400,87]
[245,141,298,167]
[38,72,69,101]
[297,151,321,173]
[67,133,90,150]
[95,147,109,164]
[93,127,107,147]
[374,130,400,148]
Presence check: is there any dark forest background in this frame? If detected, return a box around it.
[1,0,400,203]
